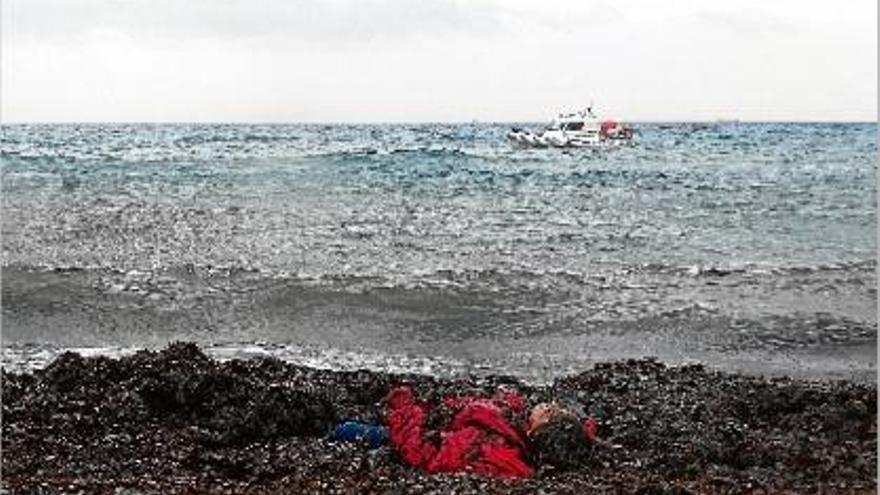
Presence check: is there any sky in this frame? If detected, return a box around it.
[1,0,877,122]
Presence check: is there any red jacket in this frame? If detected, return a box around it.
[386,386,534,478]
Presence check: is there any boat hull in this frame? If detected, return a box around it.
[506,130,632,148]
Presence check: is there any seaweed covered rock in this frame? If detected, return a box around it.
[2,345,876,494]
[135,343,336,445]
[552,358,877,489]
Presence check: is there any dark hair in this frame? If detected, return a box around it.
[529,414,591,469]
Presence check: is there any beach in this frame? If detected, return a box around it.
[2,343,876,494]
[3,0,878,489]
[1,122,877,492]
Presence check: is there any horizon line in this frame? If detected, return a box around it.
[2,118,877,125]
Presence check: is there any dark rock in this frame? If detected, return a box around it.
[1,343,876,494]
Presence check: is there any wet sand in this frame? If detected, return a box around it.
[2,343,876,494]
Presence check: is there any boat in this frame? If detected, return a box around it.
[507,107,634,148]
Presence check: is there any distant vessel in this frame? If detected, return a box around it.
[507,107,634,148]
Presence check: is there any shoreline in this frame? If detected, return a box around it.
[3,338,877,385]
[3,342,876,494]
[3,263,876,385]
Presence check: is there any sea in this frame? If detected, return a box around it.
[1,122,876,382]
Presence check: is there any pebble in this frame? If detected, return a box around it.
[2,342,876,494]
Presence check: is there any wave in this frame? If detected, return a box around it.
[613,259,874,279]
[0,341,471,377]
[4,256,875,298]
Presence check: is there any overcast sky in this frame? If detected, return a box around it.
[1,0,876,122]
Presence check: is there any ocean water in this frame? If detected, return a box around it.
[1,123,876,381]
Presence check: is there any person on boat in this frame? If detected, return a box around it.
[384,385,598,478]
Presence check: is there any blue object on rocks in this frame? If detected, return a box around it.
[331,421,388,448]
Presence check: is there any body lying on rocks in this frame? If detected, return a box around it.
[2,342,876,494]
[379,385,599,477]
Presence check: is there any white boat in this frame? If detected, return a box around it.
[507,107,634,148]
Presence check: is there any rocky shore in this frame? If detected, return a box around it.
[2,343,876,494]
